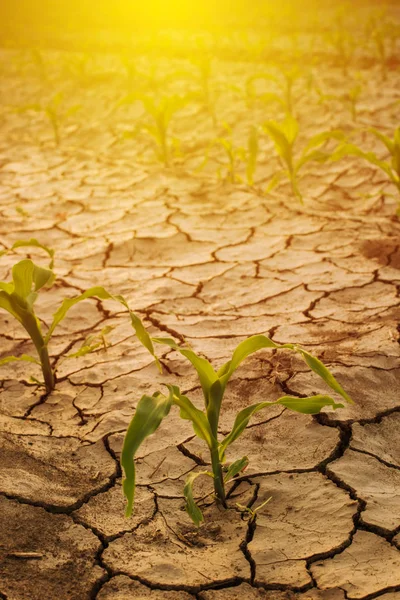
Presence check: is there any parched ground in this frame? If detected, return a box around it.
[0,9,400,600]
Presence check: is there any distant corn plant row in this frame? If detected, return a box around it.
[6,41,400,214]
[0,241,353,524]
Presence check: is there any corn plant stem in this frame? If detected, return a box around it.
[210,444,227,507]
[22,313,55,392]
[161,136,169,167]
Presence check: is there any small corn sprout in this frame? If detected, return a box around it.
[118,94,189,166]
[65,325,114,358]
[263,115,345,201]
[246,67,303,116]
[331,126,400,215]
[122,335,352,525]
[201,124,259,186]
[316,81,362,122]
[16,92,81,145]
[0,240,156,392]
[324,29,355,75]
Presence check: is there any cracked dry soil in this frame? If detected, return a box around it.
[1,8,400,600]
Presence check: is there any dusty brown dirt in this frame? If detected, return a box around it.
[0,8,400,599]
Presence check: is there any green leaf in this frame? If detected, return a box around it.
[368,128,394,154]
[45,288,156,373]
[11,259,54,306]
[220,394,344,458]
[296,349,353,404]
[303,130,346,154]
[206,379,223,438]
[153,338,218,402]
[167,385,214,448]
[115,296,160,371]
[10,238,54,269]
[263,120,293,170]
[0,354,40,366]
[183,471,206,526]
[219,401,273,457]
[0,291,22,322]
[246,126,258,186]
[276,394,344,413]
[217,335,294,388]
[122,392,173,517]
[296,149,334,172]
[330,143,394,181]
[224,456,249,482]
[45,286,113,342]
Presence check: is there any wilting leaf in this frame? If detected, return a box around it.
[0,354,40,366]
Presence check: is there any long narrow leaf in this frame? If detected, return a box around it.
[0,354,40,366]
[11,239,55,269]
[217,335,294,388]
[122,392,173,517]
[183,471,207,526]
[167,384,214,448]
[296,349,353,404]
[224,456,249,482]
[153,338,218,402]
[220,394,344,457]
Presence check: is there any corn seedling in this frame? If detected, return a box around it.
[65,325,115,358]
[246,67,302,116]
[316,81,362,123]
[331,126,400,215]
[189,52,217,127]
[200,124,259,186]
[117,94,189,166]
[16,92,81,145]
[263,115,345,201]
[324,29,355,75]
[236,496,272,523]
[0,240,157,392]
[122,334,353,525]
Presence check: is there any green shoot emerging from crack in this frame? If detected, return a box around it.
[0,241,158,392]
[236,496,272,524]
[122,334,352,526]
[331,126,400,215]
[263,115,345,202]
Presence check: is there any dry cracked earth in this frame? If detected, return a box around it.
[1,11,400,600]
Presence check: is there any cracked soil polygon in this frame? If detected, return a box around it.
[248,472,357,587]
[311,530,400,598]
[0,496,104,600]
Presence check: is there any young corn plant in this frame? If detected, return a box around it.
[118,94,189,166]
[246,67,302,116]
[331,126,400,215]
[263,115,345,201]
[316,82,362,123]
[200,125,259,186]
[122,335,353,526]
[324,28,355,75]
[16,92,81,145]
[189,53,216,127]
[0,240,157,392]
